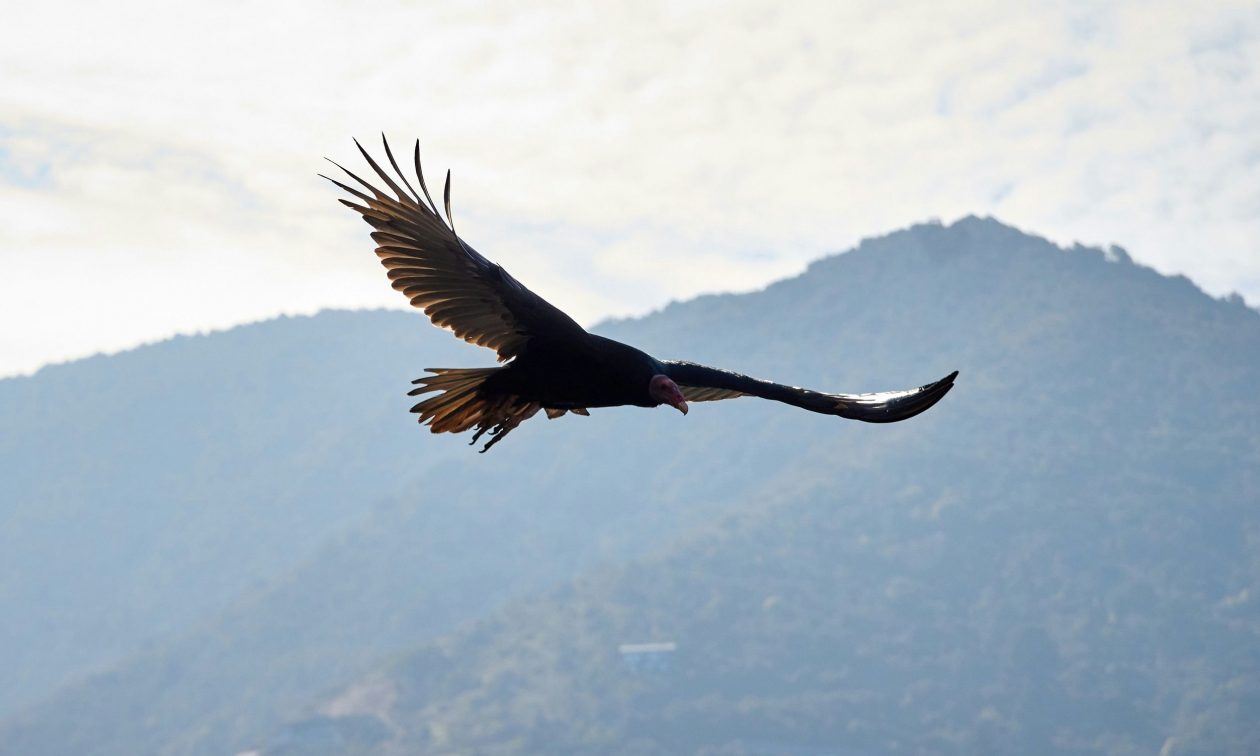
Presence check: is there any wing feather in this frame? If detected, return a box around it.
[325,135,585,360]
[680,385,747,403]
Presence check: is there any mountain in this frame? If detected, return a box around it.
[3,217,1258,755]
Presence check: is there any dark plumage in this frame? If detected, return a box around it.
[324,136,957,451]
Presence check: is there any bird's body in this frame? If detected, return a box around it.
[325,136,957,451]
[487,334,664,410]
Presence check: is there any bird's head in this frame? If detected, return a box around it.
[649,374,688,415]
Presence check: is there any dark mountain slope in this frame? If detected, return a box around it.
[4,217,1259,755]
[327,421,1258,755]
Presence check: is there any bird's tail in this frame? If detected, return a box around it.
[408,368,540,452]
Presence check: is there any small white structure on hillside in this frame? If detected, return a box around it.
[618,641,677,672]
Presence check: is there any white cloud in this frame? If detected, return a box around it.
[0,0,1257,375]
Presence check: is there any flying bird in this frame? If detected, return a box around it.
[324,136,957,452]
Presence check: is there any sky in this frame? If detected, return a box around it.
[1,0,1257,377]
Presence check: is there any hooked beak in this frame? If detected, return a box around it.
[671,398,689,415]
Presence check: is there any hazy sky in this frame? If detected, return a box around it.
[2,0,1257,376]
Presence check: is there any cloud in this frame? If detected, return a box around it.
[0,0,1257,375]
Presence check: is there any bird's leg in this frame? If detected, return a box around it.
[470,401,540,452]
[478,425,512,453]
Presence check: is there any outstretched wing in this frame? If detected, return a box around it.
[323,136,585,361]
[665,362,958,423]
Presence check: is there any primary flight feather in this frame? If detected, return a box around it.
[324,136,957,451]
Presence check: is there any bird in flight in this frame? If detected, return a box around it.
[324,136,957,452]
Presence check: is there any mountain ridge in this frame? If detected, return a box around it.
[9,216,1253,385]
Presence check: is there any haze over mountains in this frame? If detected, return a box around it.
[2,217,1257,755]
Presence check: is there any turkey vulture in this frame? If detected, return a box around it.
[324,136,957,452]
